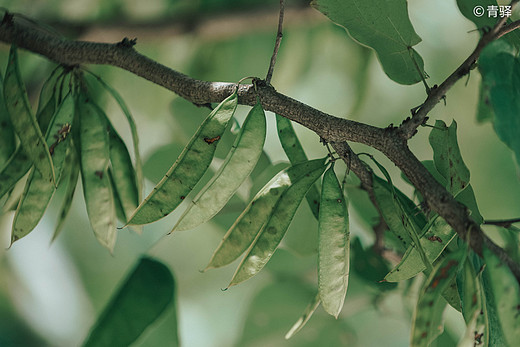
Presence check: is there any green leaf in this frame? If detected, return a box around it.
[456,0,499,29]
[205,158,326,270]
[411,248,466,347]
[456,0,520,48]
[127,90,238,225]
[0,72,16,168]
[458,258,489,346]
[385,218,457,282]
[238,280,350,346]
[285,294,321,339]
[174,101,266,231]
[276,114,321,220]
[373,175,427,252]
[429,120,470,196]
[311,0,425,85]
[318,165,349,318]
[351,237,397,290]
[479,39,520,164]
[78,94,117,252]
[3,45,55,185]
[482,246,520,346]
[477,80,495,124]
[228,163,327,286]
[83,257,175,347]
[11,92,75,243]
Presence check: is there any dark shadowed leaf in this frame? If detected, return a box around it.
[83,257,175,347]
[479,39,520,164]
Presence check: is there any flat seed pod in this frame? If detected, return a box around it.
[174,101,266,231]
[52,146,80,242]
[318,165,349,318]
[0,76,60,201]
[78,93,117,251]
[205,158,327,270]
[11,93,74,242]
[106,118,139,224]
[229,163,327,287]
[276,114,321,220]
[0,149,31,201]
[285,294,321,339]
[127,90,238,226]
[92,74,143,200]
[3,45,55,184]
[0,72,16,167]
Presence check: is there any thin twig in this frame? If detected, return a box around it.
[265,0,285,84]
[484,217,520,228]
[399,1,520,139]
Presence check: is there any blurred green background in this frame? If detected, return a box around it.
[1,0,519,346]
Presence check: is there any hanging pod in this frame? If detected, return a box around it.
[276,114,321,220]
[318,164,350,318]
[127,89,238,226]
[77,93,117,251]
[11,92,75,243]
[173,100,266,232]
[228,162,327,287]
[0,68,62,201]
[3,45,55,185]
[205,158,327,270]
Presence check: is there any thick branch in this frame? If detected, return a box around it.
[1,14,519,282]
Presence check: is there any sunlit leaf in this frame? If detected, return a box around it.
[311,0,425,85]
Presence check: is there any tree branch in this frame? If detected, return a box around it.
[1,13,520,283]
[266,0,285,84]
[399,12,520,139]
